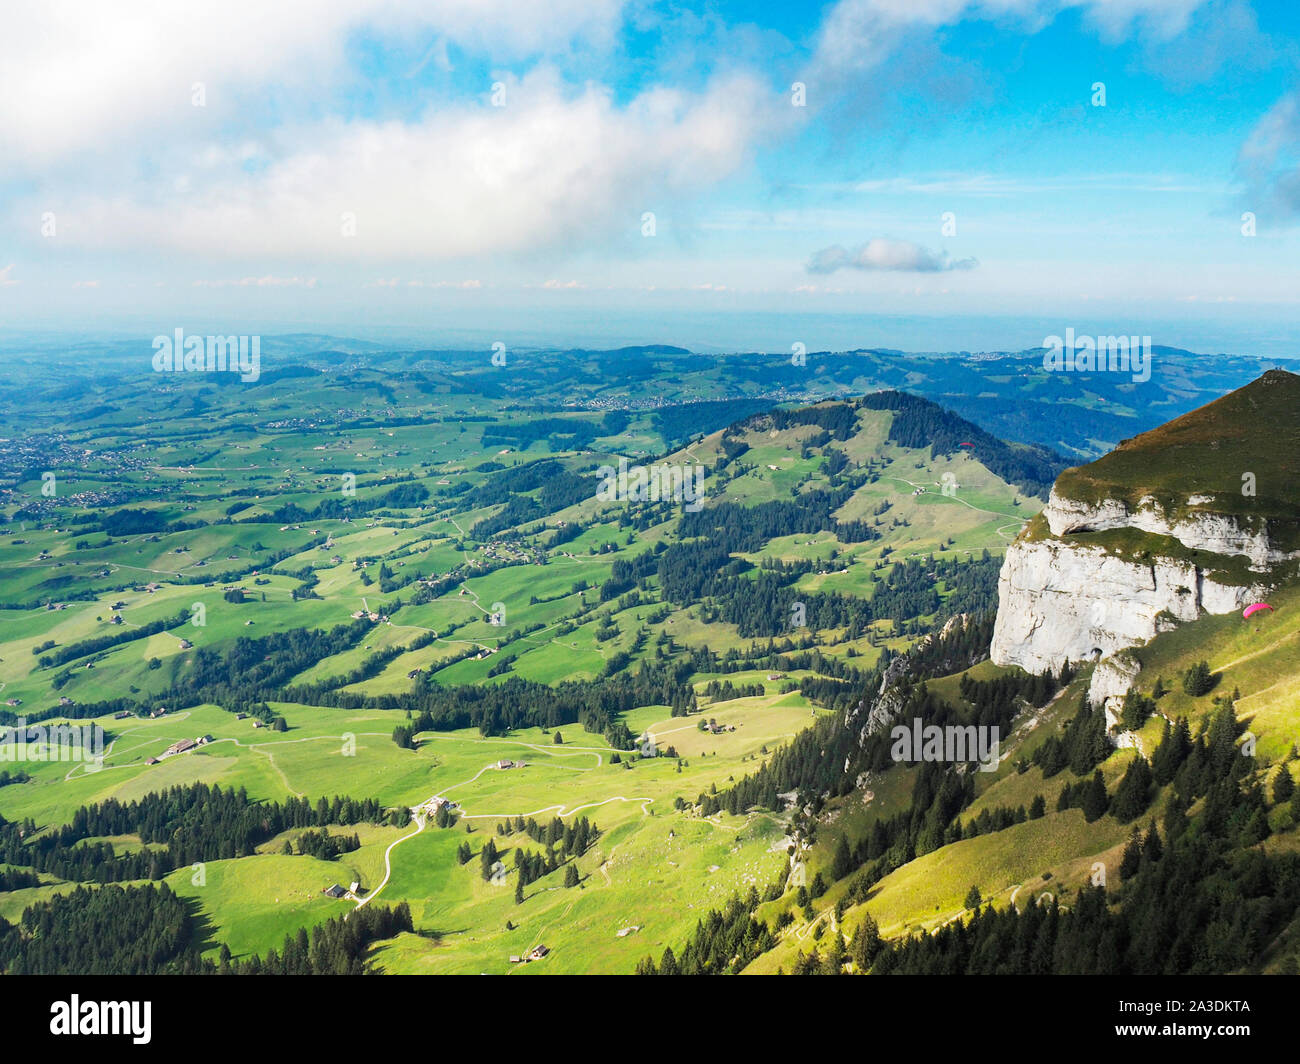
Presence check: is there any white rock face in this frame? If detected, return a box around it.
[1041,489,1299,570]
[1088,654,1142,724]
[990,537,1267,677]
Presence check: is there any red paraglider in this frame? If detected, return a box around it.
[1243,603,1274,620]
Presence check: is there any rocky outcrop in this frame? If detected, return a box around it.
[993,370,1299,711]
[1041,489,1299,571]
[852,614,976,746]
[991,537,1267,677]
[1088,652,1142,724]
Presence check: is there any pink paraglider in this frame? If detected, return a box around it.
[1243,603,1274,620]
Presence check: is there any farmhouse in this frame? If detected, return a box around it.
[322,884,346,899]
[164,738,197,757]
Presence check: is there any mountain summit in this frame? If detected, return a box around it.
[990,370,1300,711]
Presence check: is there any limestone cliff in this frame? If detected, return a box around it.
[990,369,1300,712]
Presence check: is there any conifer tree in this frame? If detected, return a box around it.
[1082,770,1109,822]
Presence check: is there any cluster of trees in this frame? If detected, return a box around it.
[1119,687,1158,731]
[0,868,39,892]
[1033,696,1109,778]
[0,883,206,975]
[959,801,1040,840]
[761,403,859,440]
[226,903,413,975]
[1055,769,1112,822]
[675,483,877,558]
[635,885,779,975]
[387,661,698,747]
[599,550,662,602]
[260,480,429,525]
[36,610,189,668]
[0,784,391,882]
[465,459,594,538]
[480,418,602,453]
[958,663,1065,726]
[661,547,998,641]
[701,679,765,703]
[288,827,361,861]
[1183,660,1216,696]
[647,398,770,447]
[495,815,599,858]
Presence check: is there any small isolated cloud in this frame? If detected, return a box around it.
[806,238,977,274]
[540,279,585,289]
[0,264,17,287]
[72,279,100,288]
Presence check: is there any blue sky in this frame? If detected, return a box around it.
[4,0,1300,354]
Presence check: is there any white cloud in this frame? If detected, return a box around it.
[32,69,774,263]
[808,238,978,273]
[810,0,1210,80]
[1237,90,1300,221]
[0,0,625,167]
[0,265,18,287]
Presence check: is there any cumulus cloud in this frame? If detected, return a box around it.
[807,239,978,273]
[0,265,18,287]
[0,0,625,168]
[30,69,773,263]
